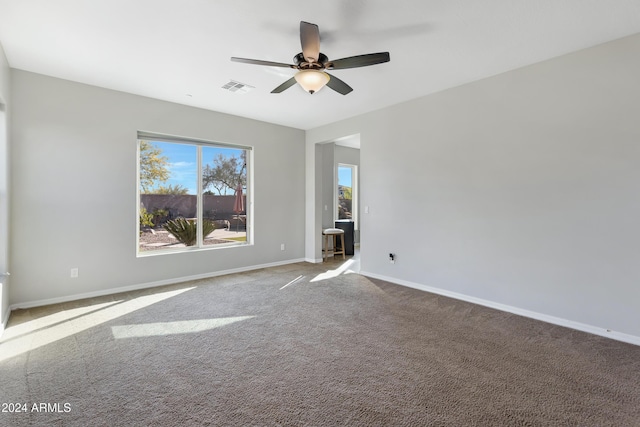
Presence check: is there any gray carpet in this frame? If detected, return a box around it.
[1,261,639,426]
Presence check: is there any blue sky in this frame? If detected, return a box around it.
[148,141,243,195]
[338,165,352,189]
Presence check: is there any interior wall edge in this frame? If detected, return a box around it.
[0,301,9,338]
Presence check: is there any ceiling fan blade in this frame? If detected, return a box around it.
[271,77,297,93]
[300,21,320,63]
[326,73,353,95]
[326,52,390,70]
[231,57,296,69]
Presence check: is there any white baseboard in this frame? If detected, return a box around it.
[305,257,323,264]
[9,258,307,311]
[360,270,640,347]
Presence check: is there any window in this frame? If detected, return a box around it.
[137,132,251,254]
[337,164,357,228]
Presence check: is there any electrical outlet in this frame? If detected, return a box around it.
[281,243,285,251]
[70,268,79,278]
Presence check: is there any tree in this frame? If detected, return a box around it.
[340,185,352,200]
[203,152,246,195]
[154,184,190,195]
[139,140,170,193]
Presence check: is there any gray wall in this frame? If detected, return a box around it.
[0,42,10,328]
[334,145,360,167]
[10,70,305,306]
[307,33,640,340]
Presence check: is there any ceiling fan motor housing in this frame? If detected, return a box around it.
[294,52,329,69]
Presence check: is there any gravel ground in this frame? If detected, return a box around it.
[139,229,231,251]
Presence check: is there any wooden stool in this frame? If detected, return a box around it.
[322,228,345,262]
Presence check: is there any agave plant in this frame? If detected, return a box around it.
[163,218,215,246]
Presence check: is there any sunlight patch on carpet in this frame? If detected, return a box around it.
[311,259,355,282]
[279,275,305,290]
[1,300,122,343]
[0,287,195,362]
[111,316,256,339]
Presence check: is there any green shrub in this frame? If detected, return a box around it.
[163,218,215,246]
[140,207,154,228]
[152,208,169,225]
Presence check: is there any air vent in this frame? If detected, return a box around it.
[222,80,254,93]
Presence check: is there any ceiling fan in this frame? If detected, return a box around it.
[231,21,390,95]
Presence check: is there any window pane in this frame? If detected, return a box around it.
[202,146,247,246]
[139,141,197,252]
[338,166,353,220]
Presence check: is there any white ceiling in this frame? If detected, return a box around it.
[1,1,640,130]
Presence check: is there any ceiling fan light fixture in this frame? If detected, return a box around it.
[294,70,330,94]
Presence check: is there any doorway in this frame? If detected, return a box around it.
[332,136,360,248]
